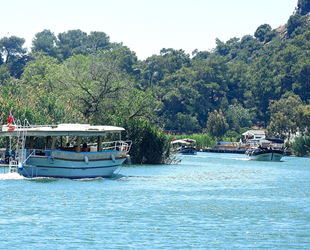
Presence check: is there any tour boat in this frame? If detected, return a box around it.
[0,119,131,178]
[171,138,197,155]
[245,138,285,161]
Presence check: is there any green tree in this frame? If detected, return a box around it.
[56,29,87,60]
[287,13,302,37]
[56,52,130,118]
[266,95,302,140]
[31,29,60,59]
[0,64,11,85]
[206,109,229,140]
[0,36,26,63]
[296,104,310,136]
[225,104,254,133]
[86,31,110,53]
[21,52,60,92]
[122,119,173,164]
[298,0,310,15]
[215,38,230,56]
[291,136,310,156]
[254,24,272,42]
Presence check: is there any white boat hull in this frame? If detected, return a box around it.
[19,151,127,178]
[248,150,284,161]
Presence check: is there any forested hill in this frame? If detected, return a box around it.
[1,0,310,142]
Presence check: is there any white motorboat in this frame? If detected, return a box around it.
[245,138,285,161]
[0,120,131,178]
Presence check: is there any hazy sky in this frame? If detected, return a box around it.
[1,0,297,60]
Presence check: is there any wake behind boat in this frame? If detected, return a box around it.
[0,119,131,179]
[245,138,285,161]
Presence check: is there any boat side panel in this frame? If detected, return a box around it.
[20,157,126,178]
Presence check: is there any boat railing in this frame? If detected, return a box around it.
[22,140,132,157]
[101,140,132,152]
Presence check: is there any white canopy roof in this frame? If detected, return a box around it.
[0,123,125,137]
[171,138,196,145]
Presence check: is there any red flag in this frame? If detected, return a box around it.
[172,137,176,141]
[246,135,250,142]
[7,111,13,126]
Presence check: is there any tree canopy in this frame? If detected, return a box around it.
[1,0,310,146]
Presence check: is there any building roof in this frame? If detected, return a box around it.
[242,130,265,136]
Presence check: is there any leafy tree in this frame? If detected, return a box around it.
[291,136,310,156]
[56,29,87,60]
[107,45,138,75]
[296,104,310,135]
[215,38,230,56]
[173,112,201,133]
[192,50,211,60]
[298,0,310,15]
[266,95,302,140]
[254,24,272,42]
[287,13,302,37]
[0,64,11,85]
[31,29,60,59]
[122,119,173,164]
[0,36,26,63]
[206,109,229,140]
[225,104,254,133]
[86,31,110,53]
[21,52,60,92]
[265,30,278,43]
[56,52,130,118]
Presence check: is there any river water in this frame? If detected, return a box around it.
[0,153,309,249]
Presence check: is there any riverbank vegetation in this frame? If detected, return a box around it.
[1,0,310,159]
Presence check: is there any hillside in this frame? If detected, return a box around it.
[0,0,310,143]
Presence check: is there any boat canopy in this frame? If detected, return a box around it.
[171,138,196,145]
[0,123,125,137]
[266,138,284,144]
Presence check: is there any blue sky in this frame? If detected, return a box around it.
[1,0,297,60]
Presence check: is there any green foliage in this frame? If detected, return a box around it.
[266,95,302,140]
[206,109,229,140]
[122,119,174,164]
[31,29,61,59]
[298,0,310,15]
[223,130,240,142]
[0,36,26,63]
[254,24,272,42]
[225,104,254,133]
[287,13,303,37]
[0,36,27,78]
[3,4,310,159]
[0,64,11,85]
[56,29,88,60]
[291,136,310,156]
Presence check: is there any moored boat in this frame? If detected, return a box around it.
[0,119,131,178]
[245,138,285,161]
[171,138,197,155]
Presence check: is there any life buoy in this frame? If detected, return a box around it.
[48,156,55,164]
[84,155,89,165]
[8,125,15,131]
[124,146,127,151]
[111,154,115,163]
[18,162,24,170]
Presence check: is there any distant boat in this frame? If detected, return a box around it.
[0,120,131,178]
[245,138,285,161]
[171,138,197,155]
